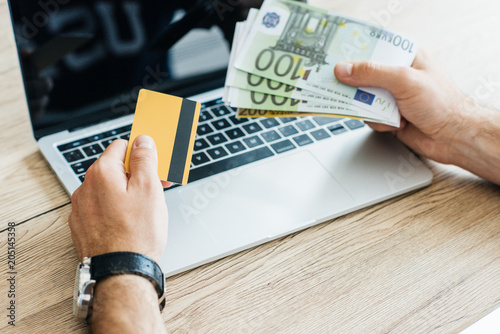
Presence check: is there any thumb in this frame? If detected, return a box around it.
[334,61,413,96]
[128,135,159,185]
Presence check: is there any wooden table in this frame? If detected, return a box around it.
[1,0,499,332]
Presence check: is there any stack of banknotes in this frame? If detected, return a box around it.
[223,0,418,127]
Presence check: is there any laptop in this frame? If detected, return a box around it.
[7,1,433,277]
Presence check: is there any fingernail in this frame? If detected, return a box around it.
[133,135,154,149]
[336,62,353,77]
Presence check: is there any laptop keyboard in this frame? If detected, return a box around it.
[57,97,365,184]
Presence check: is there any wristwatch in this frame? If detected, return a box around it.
[73,252,166,321]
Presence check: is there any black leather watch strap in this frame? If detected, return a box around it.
[90,252,165,300]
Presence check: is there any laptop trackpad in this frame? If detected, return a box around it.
[177,150,354,249]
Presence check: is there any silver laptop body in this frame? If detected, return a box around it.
[39,85,432,276]
[9,1,432,276]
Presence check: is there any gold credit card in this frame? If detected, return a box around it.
[125,89,201,185]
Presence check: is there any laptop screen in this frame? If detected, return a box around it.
[8,0,231,139]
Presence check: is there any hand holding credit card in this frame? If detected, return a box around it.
[125,89,201,185]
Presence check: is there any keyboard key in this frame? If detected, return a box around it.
[194,138,210,151]
[119,125,132,133]
[201,97,223,108]
[102,128,122,138]
[207,133,228,145]
[328,123,347,135]
[101,138,116,148]
[243,136,264,148]
[120,133,130,140]
[82,144,103,157]
[85,133,105,142]
[199,110,214,122]
[344,119,365,130]
[260,118,280,129]
[207,146,229,160]
[225,128,245,140]
[310,129,331,141]
[197,124,214,136]
[100,125,132,139]
[192,152,210,165]
[102,129,120,138]
[278,125,299,137]
[212,118,232,130]
[242,122,263,134]
[279,117,296,124]
[296,120,316,131]
[229,115,249,125]
[313,117,342,126]
[271,139,296,154]
[292,134,314,147]
[102,125,131,138]
[261,130,281,143]
[63,149,84,163]
[79,175,85,183]
[71,158,96,175]
[211,106,233,117]
[189,147,274,182]
[225,141,246,154]
[58,139,90,152]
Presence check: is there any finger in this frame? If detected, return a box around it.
[161,180,173,188]
[365,121,399,132]
[334,61,416,96]
[86,139,128,186]
[99,139,128,162]
[128,135,160,187]
[365,118,407,132]
[411,49,431,70]
[395,124,441,160]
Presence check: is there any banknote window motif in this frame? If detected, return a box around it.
[273,4,344,69]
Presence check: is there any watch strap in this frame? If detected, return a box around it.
[90,252,165,300]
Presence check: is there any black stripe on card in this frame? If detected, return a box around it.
[167,99,197,183]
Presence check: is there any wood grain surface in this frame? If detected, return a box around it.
[0,0,499,333]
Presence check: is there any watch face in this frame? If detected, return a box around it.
[73,263,83,316]
[73,258,94,319]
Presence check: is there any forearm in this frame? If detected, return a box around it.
[451,102,500,185]
[90,275,166,334]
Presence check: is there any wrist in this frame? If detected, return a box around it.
[73,252,166,322]
[93,274,159,310]
[91,275,161,333]
[448,99,500,183]
[447,96,482,167]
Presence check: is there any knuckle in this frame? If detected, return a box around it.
[136,174,159,190]
[397,66,420,88]
[87,158,106,178]
[70,192,77,205]
[132,147,154,161]
[359,61,380,78]
[70,187,80,204]
[130,150,156,170]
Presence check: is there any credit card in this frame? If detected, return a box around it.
[125,89,201,184]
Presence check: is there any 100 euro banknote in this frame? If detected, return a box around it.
[227,86,391,124]
[233,0,418,125]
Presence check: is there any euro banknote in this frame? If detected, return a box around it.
[227,0,418,126]
[227,85,390,123]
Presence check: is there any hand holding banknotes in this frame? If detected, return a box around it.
[335,50,500,185]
